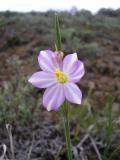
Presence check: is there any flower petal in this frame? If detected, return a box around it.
[28,71,56,88]
[43,84,65,111]
[69,60,85,83]
[63,53,78,73]
[38,50,59,72]
[64,83,82,104]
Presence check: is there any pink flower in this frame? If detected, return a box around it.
[28,50,85,111]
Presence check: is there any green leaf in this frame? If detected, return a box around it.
[106,96,114,140]
[55,13,61,51]
[103,96,114,160]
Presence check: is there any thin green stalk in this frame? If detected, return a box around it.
[55,13,61,51]
[54,14,72,160]
[62,101,73,160]
[103,96,114,160]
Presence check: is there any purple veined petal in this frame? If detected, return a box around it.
[43,84,65,111]
[63,53,78,73]
[38,50,59,72]
[28,71,56,88]
[64,83,82,104]
[69,60,85,83]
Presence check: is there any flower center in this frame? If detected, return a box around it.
[55,69,68,84]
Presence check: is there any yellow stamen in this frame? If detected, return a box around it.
[55,69,68,84]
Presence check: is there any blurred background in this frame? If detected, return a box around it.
[0,0,120,160]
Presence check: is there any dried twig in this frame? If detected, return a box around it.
[89,136,102,160]
[27,134,35,160]
[74,125,95,160]
[6,124,15,160]
[79,147,88,160]
[77,125,94,148]
[0,144,7,160]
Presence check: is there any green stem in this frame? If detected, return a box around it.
[62,101,73,160]
[54,14,72,160]
[55,13,61,51]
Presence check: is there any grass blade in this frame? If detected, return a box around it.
[55,13,61,51]
[103,96,114,160]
